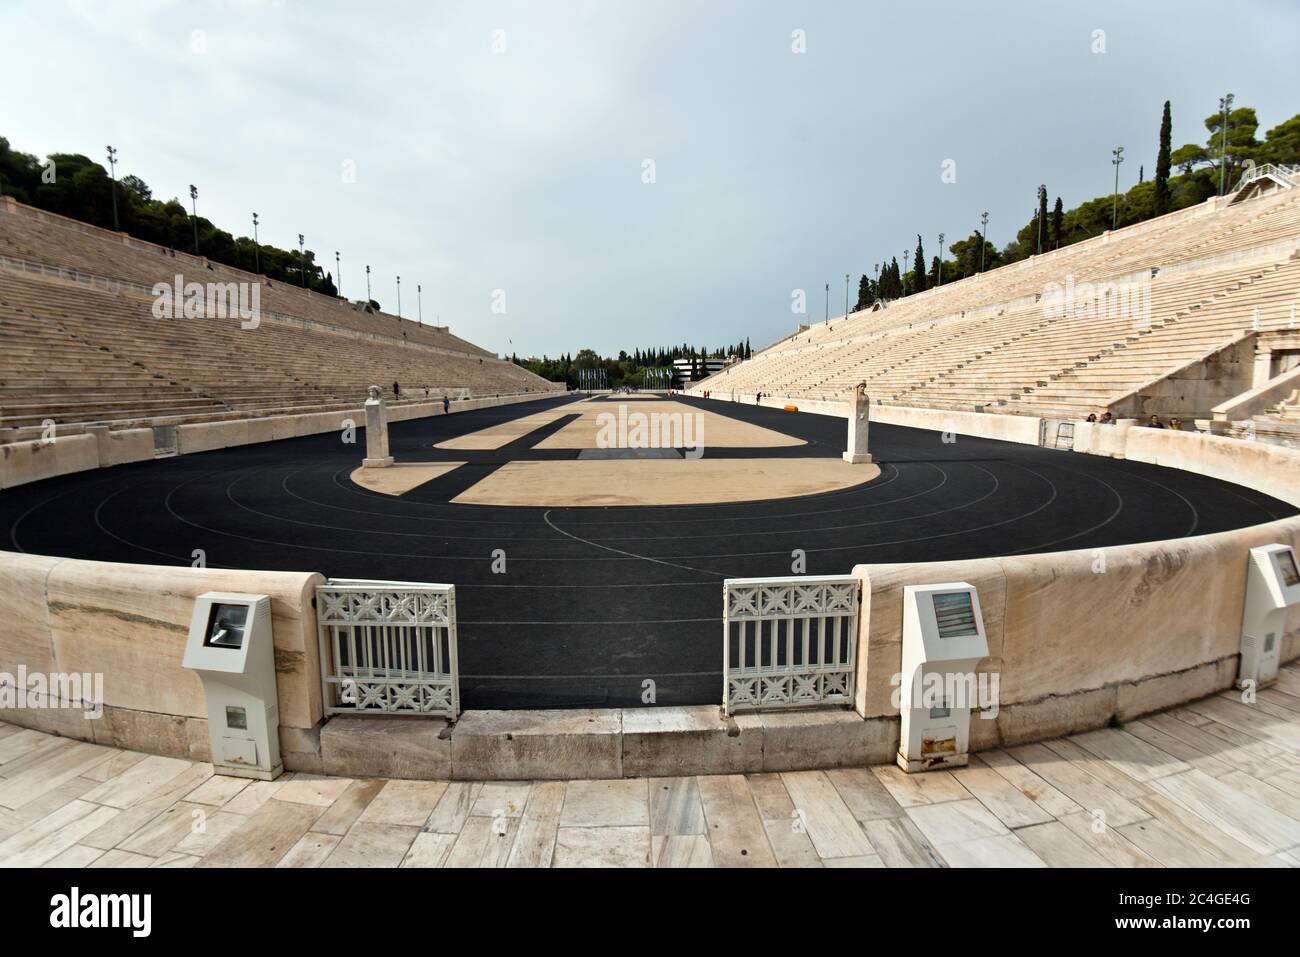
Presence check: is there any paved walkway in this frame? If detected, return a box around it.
[2,667,1299,868]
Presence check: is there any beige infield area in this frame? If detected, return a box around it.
[403,396,878,506]
[453,458,880,506]
[435,398,805,451]
[350,462,465,495]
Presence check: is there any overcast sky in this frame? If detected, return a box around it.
[2,0,1296,356]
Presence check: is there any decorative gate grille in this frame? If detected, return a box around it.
[316,579,459,718]
[723,576,860,715]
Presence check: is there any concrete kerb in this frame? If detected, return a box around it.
[698,390,1046,446]
[315,705,898,780]
[0,432,99,490]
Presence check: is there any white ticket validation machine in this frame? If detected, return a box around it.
[182,592,283,780]
[1239,544,1300,690]
[898,583,989,773]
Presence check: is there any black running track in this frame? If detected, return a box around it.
[2,395,1293,709]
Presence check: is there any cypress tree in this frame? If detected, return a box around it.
[1051,197,1063,249]
[912,235,926,293]
[1154,100,1172,215]
[1037,185,1048,254]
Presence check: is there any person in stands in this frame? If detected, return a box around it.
[1085,413,1098,423]
[443,395,450,414]
[1099,412,1115,425]
[1147,414,1165,428]
[393,381,401,399]
[1168,417,1184,431]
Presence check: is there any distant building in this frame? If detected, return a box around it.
[672,357,729,381]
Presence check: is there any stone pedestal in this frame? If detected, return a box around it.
[363,387,393,468]
[842,385,873,464]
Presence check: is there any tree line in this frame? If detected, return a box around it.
[511,341,751,388]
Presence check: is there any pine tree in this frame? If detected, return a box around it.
[912,236,926,293]
[1154,100,1172,215]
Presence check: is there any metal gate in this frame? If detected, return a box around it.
[316,579,460,718]
[722,576,860,715]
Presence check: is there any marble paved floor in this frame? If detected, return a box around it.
[2,667,1299,868]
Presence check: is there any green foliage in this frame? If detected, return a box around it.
[511,341,748,388]
[1170,105,1261,191]
[855,273,871,310]
[1154,101,1172,215]
[1259,114,1300,165]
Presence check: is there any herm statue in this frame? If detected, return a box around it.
[843,382,873,464]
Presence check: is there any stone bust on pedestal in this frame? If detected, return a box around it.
[843,381,873,464]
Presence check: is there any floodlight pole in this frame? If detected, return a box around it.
[335,251,341,297]
[252,213,260,274]
[937,232,944,286]
[365,265,371,302]
[1037,186,1044,254]
[1111,146,1125,229]
[298,234,306,287]
[189,185,200,254]
[396,276,401,318]
[1218,93,1234,196]
[106,146,119,231]
[979,212,989,272]
[844,273,850,319]
[824,282,829,322]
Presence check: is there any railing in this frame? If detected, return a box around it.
[722,575,860,715]
[316,579,460,718]
[1233,163,1300,193]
